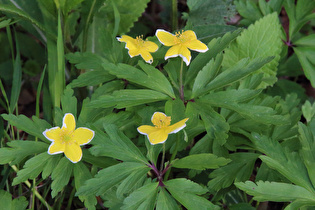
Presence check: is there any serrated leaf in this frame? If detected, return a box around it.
[121,182,159,210]
[165,178,219,210]
[102,61,175,98]
[116,167,150,199]
[235,0,263,23]
[295,34,315,47]
[250,133,315,193]
[222,13,282,88]
[102,0,150,34]
[294,46,315,87]
[302,101,315,122]
[12,152,51,185]
[201,89,261,104]
[90,89,170,109]
[185,29,242,85]
[156,188,180,210]
[208,153,259,191]
[73,162,97,210]
[69,69,116,88]
[235,181,315,202]
[51,157,74,198]
[172,153,231,170]
[197,57,273,96]
[76,162,147,196]
[60,87,77,115]
[0,190,28,210]
[0,140,48,165]
[2,114,51,142]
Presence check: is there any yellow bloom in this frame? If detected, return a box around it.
[155,29,208,65]
[43,113,94,163]
[117,35,158,64]
[137,112,189,145]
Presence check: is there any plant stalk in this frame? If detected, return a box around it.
[179,59,184,102]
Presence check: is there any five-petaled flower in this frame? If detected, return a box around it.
[117,35,158,64]
[155,29,208,66]
[43,113,95,163]
[137,112,189,145]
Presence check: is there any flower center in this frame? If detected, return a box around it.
[61,130,73,143]
[155,116,171,128]
[136,35,145,47]
[175,30,187,44]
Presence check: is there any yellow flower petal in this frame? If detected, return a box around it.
[62,113,76,132]
[156,29,177,46]
[64,143,82,163]
[117,35,137,51]
[139,50,154,64]
[137,125,158,135]
[147,129,169,145]
[143,40,159,53]
[165,45,181,60]
[43,127,61,142]
[181,30,197,41]
[72,127,95,145]
[166,118,189,134]
[186,39,208,52]
[151,112,171,127]
[178,46,191,66]
[48,141,65,154]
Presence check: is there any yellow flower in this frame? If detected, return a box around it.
[43,113,95,163]
[137,112,189,145]
[155,29,208,65]
[117,35,158,64]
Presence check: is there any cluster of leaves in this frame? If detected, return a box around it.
[0,0,315,209]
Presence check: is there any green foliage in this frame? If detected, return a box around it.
[0,190,28,210]
[222,13,282,88]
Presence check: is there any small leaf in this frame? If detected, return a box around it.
[302,101,315,122]
[294,46,315,87]
[61,87,77,115]
[235,181,315,202]
[172,153,231,170]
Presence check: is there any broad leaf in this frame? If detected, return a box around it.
[156,188,180,210]
[172,153,231,170]
[0,190,28,210]
[222,13,282,88]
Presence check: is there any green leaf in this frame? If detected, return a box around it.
[298,122,315,188]
[12,152,51,185]
[235,0,263,24]
[235,181,315,202]
[1,114,51,142]
[90,89,170,109]
[76,162,148,196]
[101,0,150,34]
[91,124,147,163]
[102,61,175,98]
[208,153,259,191]
[166,178,219,210]
[116,167,151,199]
[0,140,48,165]
[66,52,108,70]
[250,133,315,193]
[172,153,231,170]
[194,102,229,145]
[185,29,242,85]
[73,162,97,210]
[60,87,77,115]
[51,157,74,198]
[302,101,315,123]
[199,57,273,95]
[222,13,282,88]
[295,34,315,47]
[69,69,116,88]
[0,190,28,210]
[294,46,315,87]
[191,54,223,98]
[201,89,261,104]
[156,188,180,210]
[121,182,159,210]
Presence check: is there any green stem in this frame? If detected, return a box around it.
[164,134,180,181]
[82,0,96,52]
[160,143,166,172]
[171,0,178,31]
[10,165,53,210]
[179,59,184,102]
